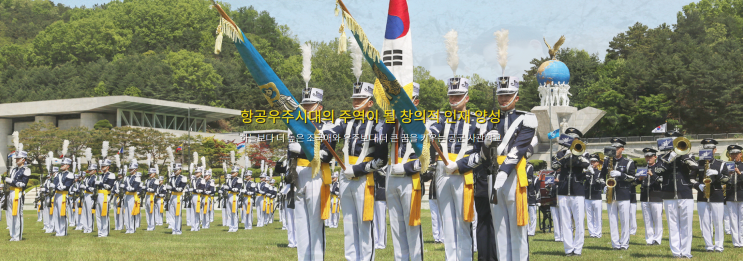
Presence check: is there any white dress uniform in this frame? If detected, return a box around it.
[144,171,160,231]
[225,172,241,232]
[167,164,187,235]
[324,82,386,261]
[380,107,428,261]
[372,173,387,250]
[429,78,486,261]
[95,161,116,237]
[255,180,267,227]
[155,179,165,226]
[330,181,341,228]
[113,178,124,230]
[123,169,142,234]
[53,159,75,237]
[80,171,97,234]
[190,174,205,231]
[6,153,31,241]
[201,175,214,229]
[654,134,697,258]
[485,76,536,261]
[242,178,256,230]
[42,172,56,234]
[584,160,604,239]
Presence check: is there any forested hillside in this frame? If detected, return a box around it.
[0,0,741,136]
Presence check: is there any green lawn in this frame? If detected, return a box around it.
[1,208,742,260]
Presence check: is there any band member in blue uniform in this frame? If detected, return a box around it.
[653,132,697,258]
[601,137,636,250]
[584,154,604,238]
[640,148,663,245]
[695,139,728,252]
[552,128,590,256]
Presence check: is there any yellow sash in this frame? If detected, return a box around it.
[202,195,209,214]
[195,194,201,213]
[98,190,110,217]
[230,192,238,213]
[246,196,251,215]
[497,155,529,226]
[57,191,68,217]
[50,193,54,215]
[447,154,475,222]
[299,158,333,220]
[396,157,423,227]
[77,198,83,215]
[147,192,155,214]
[10,187,21,216]
[159,198,164,214]
[262,196,267,211]
[175,194,182,216]
[348,156,375,221]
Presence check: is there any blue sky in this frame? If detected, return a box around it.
[56,0,691,81]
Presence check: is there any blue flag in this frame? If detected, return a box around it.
[548,129,560,140]
[212,5,319,166]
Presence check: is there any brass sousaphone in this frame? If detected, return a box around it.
[673,137,692,155]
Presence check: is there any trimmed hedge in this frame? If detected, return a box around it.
[631,158,647,167]
[529,160,547,171]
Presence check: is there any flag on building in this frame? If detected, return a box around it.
[176,144,183,152]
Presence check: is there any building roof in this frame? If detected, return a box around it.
[0,96,240,119]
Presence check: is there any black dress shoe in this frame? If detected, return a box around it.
[565,253,574,257]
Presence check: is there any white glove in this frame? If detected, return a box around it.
[668,151,678,162]
[196,189,203,193]
[165,185,172,190]
[445,162,459,175]
[175,187,183,192]
[320,150,329,159]
[656,176,663,183]
[95,180,101,185]
[603,186,608,193]
[610,170,621,178]
[483,130,500,147]
[15,182,24,188]
[81,185,87,189]
[88,186,95,192]
[598,178,606,185]
[493,171,507,190]
[4,177,11,183]
[699,184,705,192]
[365,159,385,172]
[50,184,56,190]
[706,169,719,176]
[103,184,111,190]
[391,164,406,175]
[58,185,66,191]
[240,189,246,193]
[232,188,239,192]
[148,188,155,192]
[41,188,47,192]
[343,167,355,179]
[536,203,541,207]
[119,183,126,188]
[127,186,134,191]
[288,143,302,153]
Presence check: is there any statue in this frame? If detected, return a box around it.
[560,118,569,134]
[538,85,546,106]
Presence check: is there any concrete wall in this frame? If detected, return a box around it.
[13,122,32,132]
[34,115,56,125]
[58,119,81,130]
[80,112,107,129]
[0,119,11,162]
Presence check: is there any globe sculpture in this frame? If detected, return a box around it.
[537,60,570,86]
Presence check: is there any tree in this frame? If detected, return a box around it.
[123,86,142,97]
[94,119,113,130]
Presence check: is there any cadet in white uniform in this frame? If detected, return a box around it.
[6,150,31,241]
[695,139,727,252]
[166,164,187,235]
[484,76,537,261]
[52,158,75,236]
[324,82,386,261]
[430,77,486,261]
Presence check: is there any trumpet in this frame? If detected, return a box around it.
[673,137,691,155]
[570,139,586,156]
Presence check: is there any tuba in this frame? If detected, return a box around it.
[673,137,692,155]
[604,146,617,204]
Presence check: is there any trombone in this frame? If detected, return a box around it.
[570,139,586,156]
[673,137,691,155]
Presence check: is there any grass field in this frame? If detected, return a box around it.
[1,208,743,260]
